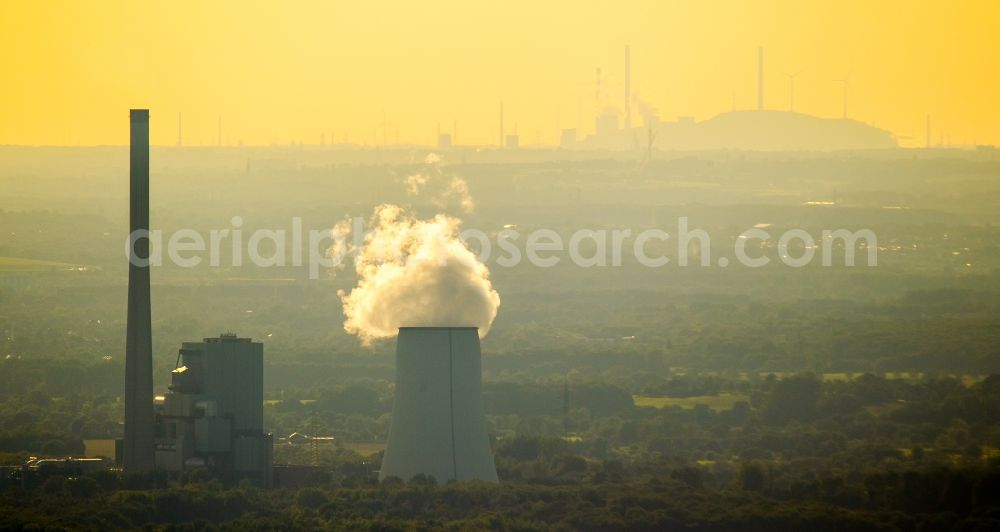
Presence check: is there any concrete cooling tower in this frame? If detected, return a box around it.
[379,327,498,483]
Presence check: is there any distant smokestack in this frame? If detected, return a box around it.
[624,45,631,129]
[380,327,498,483]
[757,46,764,111]
[124,109,155,472]
[595,67,601,107]
[926,114,931,148]
[499,102,504,147]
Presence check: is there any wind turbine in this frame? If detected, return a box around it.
[834,74,850,119]
[783,69,804,112]
[381,109,389,147]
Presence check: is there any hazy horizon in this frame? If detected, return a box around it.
[2,1,999,148]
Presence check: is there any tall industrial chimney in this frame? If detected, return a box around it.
[380,327,498,483]
[757,46,764,111]
[124,109,155,472]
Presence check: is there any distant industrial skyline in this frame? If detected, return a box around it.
[1,1,998,148]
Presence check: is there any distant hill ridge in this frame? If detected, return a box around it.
[580,110,898,151]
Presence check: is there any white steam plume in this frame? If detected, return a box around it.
[634,93,661,127]
[403,152,474,213]
[332,204,500,346]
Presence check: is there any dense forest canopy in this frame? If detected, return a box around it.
[2,148,1000,529]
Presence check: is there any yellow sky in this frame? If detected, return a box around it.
[1,0,998,147]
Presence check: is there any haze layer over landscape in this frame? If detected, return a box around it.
[3,2,1000,530]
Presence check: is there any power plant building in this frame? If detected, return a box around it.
[380,327,498,483]
[119,111,272,485]
[154,334,273,486]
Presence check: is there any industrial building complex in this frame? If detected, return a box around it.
[121,110,273,486]
[561,46,897,151]
[155,334,273,486]
[113,110,493,486]
[2,109,504,490]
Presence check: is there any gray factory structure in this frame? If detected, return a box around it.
[121,110,272,486]
[155,334,272,486]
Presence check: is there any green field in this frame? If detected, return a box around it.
[734,372,980,384]
[0,256,83,271]
[633,393,748,411]
[340,441,385,457]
